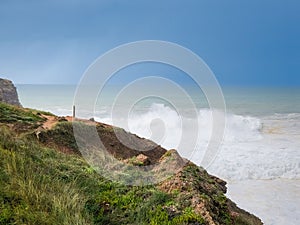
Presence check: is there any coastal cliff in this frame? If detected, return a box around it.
[0,78,21,107]
[0,79,262,225]
[0,102,262,225]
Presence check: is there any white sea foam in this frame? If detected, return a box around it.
[95,103,300,183]
[97,104,263,146]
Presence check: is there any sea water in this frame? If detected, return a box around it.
[17,84,300,225]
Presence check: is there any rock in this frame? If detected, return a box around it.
[136,154,151,166]
[126,154,151,166]
[0,78,22,107]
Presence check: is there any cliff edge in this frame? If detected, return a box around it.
[0,102,263,225]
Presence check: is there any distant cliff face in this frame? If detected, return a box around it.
[0,78,22,107]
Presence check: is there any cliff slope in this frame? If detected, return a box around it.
[0,102,263,225]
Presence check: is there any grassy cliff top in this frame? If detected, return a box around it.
[0,102,262,225]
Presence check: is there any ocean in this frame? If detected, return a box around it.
[17,84,300,225]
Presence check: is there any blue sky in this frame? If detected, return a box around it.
[0,0,299,86]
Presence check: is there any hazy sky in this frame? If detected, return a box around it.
[0,0,299,86]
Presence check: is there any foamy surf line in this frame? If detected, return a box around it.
[92,103,300,182]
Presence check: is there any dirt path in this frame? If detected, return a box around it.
[41,115,59,129]
[40,115,97,130]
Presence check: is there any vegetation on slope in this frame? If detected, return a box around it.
[0,127,206,225]
[0,102,46,133]
[0,102,262,225]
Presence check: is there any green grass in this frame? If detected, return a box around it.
[0,127,92,225]
[0,126,207,225]
[0,103,44,124]
[0,102,46,133]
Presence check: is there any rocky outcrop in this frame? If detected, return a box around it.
[0,78,22,107]
[158,161,263,225]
